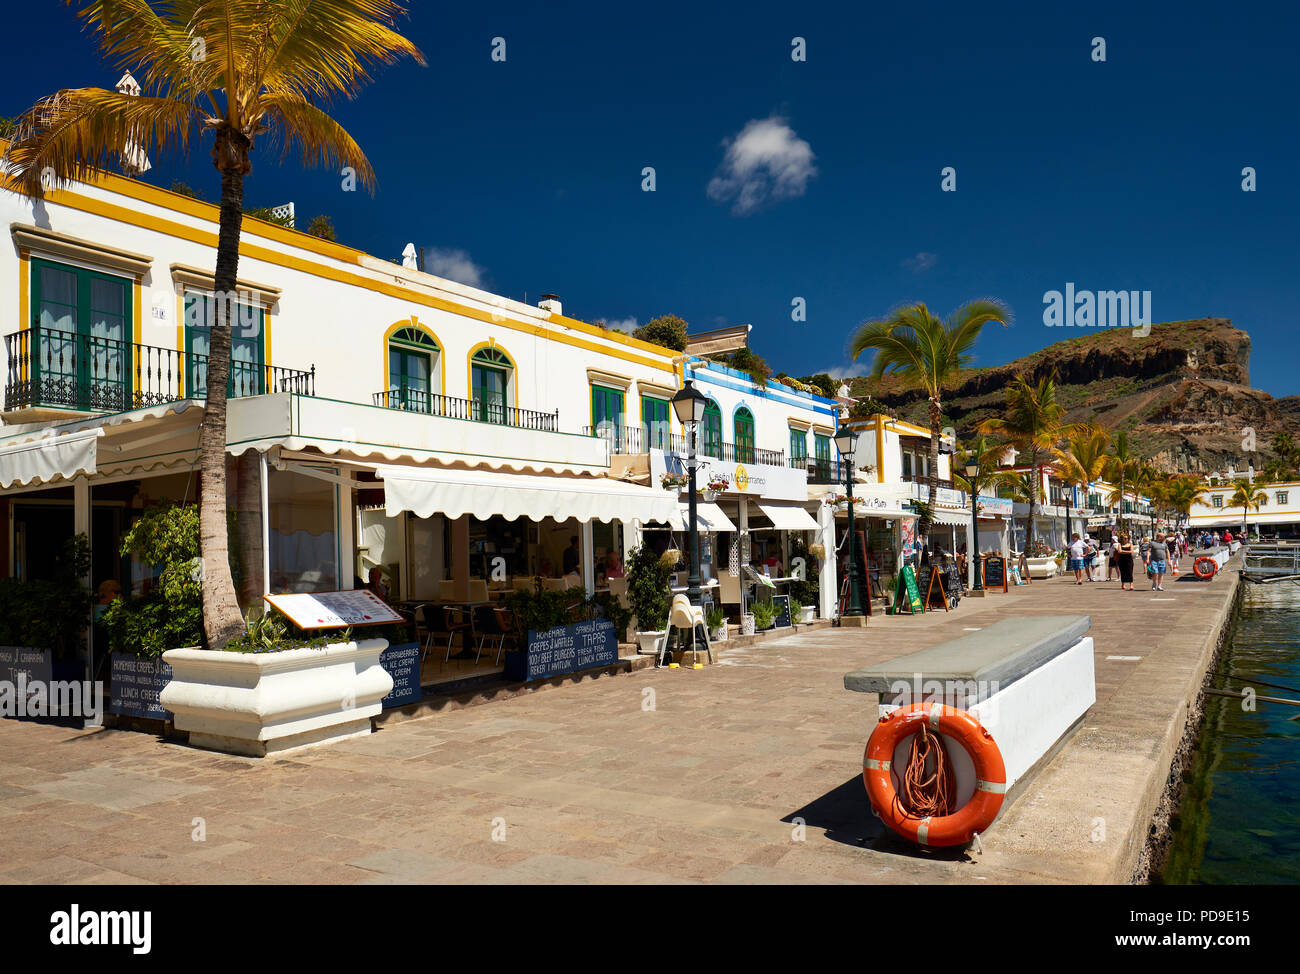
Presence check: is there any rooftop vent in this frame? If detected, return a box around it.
[538,293,562,315]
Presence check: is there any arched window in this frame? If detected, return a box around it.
[701,401,723,458]
[471,346,513,424]
[734,407,756,464]
[387,326,438,412]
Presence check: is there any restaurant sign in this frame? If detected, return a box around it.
[650,449,807,502]
[975,495,1013,516]
[505,617,618,683]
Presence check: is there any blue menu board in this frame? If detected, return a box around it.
[109,654,174,720]
[379,641,422,709]
[507,618,618,682]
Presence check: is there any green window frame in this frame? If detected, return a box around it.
[790,427,807,465]
[734,407,756,464]
[183,291,266,398]
[1278,491,1289,505]
[388,327,438,413]
[31,258,133,411]
[814,433,831,478]
[701,401,723,458]
[591,384,626,448]
[642,395,670,450]
[471,346,512,424]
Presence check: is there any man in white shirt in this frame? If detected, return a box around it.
[1067,534,1088,585]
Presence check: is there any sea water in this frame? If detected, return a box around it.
[1162,583,1300,884]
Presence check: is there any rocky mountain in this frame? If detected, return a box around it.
[847,319,1300,474]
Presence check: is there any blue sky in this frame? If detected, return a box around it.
[6,2,1300,394]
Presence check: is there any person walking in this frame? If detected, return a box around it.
[1083,534,1099,581]
[1067,533,1088,584]
[1106,536,1120,581]
[1115,533,1137,590]
[1147,532,1170,591]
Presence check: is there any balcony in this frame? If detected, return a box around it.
[4,327,315,414]
[902,471,954,490]
[793,456,849,485]
[581,424,785,467]
[371,389,559,432]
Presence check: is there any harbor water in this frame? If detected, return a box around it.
[1161,581,1300,884]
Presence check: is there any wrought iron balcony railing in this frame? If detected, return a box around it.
[372,388,559,432]
[4,327,315,412]
[582,423,785,467]
[793,456,848,485]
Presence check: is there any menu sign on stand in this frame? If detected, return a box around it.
[264,590,405,629]
[983,554,1008,592]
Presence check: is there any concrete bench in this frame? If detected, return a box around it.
[844,614,1096,797]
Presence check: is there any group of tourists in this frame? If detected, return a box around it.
[1066,529,1194,591]
[1194,529,1233,549]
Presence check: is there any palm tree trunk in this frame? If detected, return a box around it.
[197,154,250,649]
[1027,452,1039,549]
[927,397,941,510]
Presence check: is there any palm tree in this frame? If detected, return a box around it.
[848,300,1012,512]
[1228,481,1267,538]
[1102,430,1141,533]
[1053,423,1110,539]
[3,2,423,648]
[1166,477,1209,534]
[976,373,1074,549]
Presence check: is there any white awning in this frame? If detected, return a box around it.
[0,428,102,488]
[680,500,737,533]
[377,465,683,525]
[930,507,972,527]
[756,501,819,531]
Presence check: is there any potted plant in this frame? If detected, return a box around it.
[706,605,727,642]
[660,472,688,491]
[751,600,779,632]
[626,544,671,654]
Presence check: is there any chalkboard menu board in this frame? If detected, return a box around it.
[771,594,792,629]
[379,641,422,709]
[505,618,618,682]
[0,646,53,689]
[918,568,948,609]
[983,554,1007,592]
[109,654,173,720]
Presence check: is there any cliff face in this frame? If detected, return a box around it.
[851,319,1294,474]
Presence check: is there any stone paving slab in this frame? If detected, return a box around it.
[0,559,1240,884]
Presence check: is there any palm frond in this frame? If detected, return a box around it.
[257,91,375,189]
[4,87,198,194]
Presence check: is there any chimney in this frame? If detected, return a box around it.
[538,293,562,316]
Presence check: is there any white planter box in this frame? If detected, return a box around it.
[710,626,727,643]
[636,630,666,655]
[799,605,815,623]
[1025,556,1059,579]
[160,639,393,758]
[741,614,755,636]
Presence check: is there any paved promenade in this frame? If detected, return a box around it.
[0,560,1240,884]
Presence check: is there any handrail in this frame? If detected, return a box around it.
[372,388,559,432]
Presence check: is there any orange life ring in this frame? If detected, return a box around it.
[1193,556,1217,579]
[863,702,1006,847]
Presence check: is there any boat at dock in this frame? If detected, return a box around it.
[1240,542,1300,584]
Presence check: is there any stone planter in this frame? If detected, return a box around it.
[799,605,816,624]
[1024,556,1059,579]
[160,638,393,757]
[710,625,727,643]
[741,614,755,636]
[636,630,667,655]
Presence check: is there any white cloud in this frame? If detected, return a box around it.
[421,247,485,288]
[707,116,817,216]
[600,316,638,334]
[901,251,937,273]
[817,364,860,381]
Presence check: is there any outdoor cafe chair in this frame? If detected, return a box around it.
[421,604,472,665]
[472,603,506,664]
[493,606,520,663]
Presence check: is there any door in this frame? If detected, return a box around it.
[184,292,265,397]
[32,259,132,411]
[388,345,432,412]
[641,395,669,450]
[592,385,625,449]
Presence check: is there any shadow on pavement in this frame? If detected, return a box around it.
[782,776,972,862]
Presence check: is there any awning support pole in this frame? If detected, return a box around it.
[260,451,271,596]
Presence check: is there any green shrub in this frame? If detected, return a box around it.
[502,587,631,641]
[101,504,203,657]
[626,544,671,632]
[0,534,93,659]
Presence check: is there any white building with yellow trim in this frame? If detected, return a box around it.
[0,149,845,651]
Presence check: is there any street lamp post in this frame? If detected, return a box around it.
[834,426,863,618]
[966,460,983,592]
[670,380,709,608]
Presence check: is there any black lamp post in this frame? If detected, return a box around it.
[966,460,983,591]
[671,379,709,607]
[834,426,863,616]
